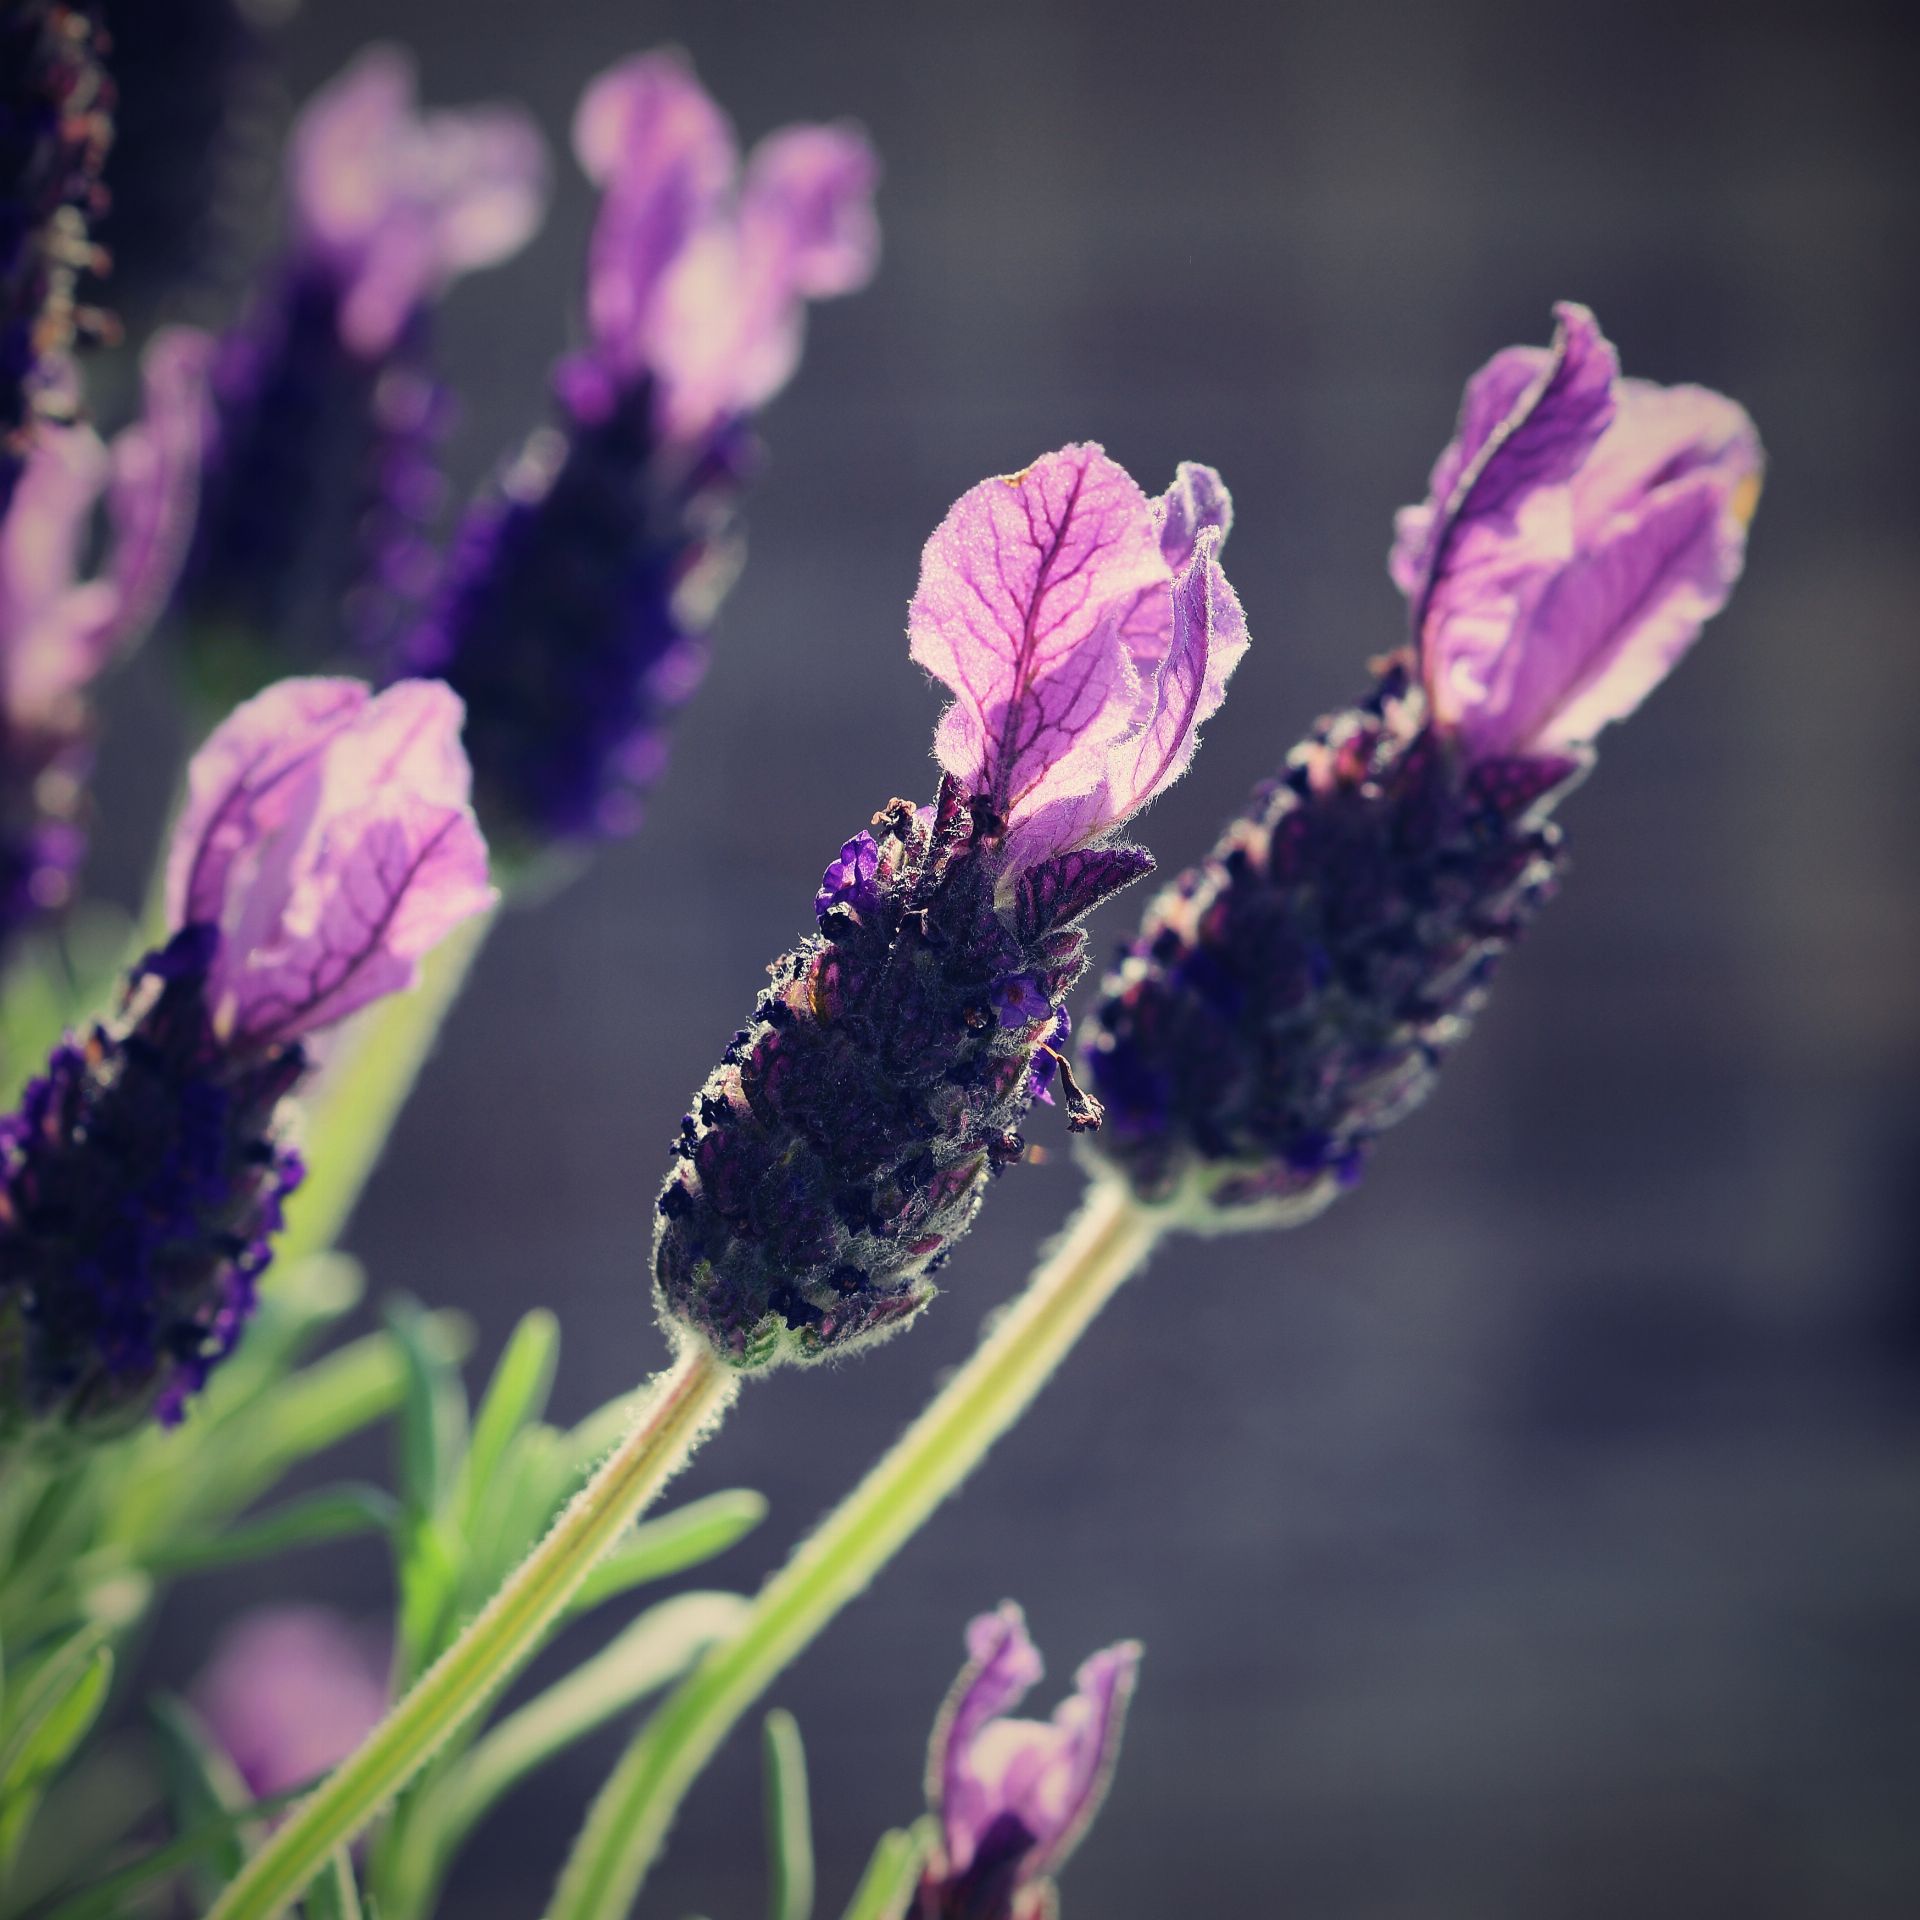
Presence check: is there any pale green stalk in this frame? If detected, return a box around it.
[546,1180,1164,1920]
[208,1344,738,1920]
[275,911,494,1270]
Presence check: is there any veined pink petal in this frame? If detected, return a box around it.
[1393,303,1760,759]
[166,678,494,1046]
[910,444,1164,827]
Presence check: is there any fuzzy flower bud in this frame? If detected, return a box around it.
[1080,304,1761,1227]
[0,677,492,1439]
[169,45,548,691]
[0,327,204,960]
[913,1603,1140,1920]
[395,50,879,860]
[0,0,113,517]
[655,444,1244,1368]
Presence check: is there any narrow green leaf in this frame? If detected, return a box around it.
[0,1630,110,1794]
[762,1710,814,1920]
[836,1820,935,1920]
[148,1695,254,1895]
[37,1777,320,1920]
[567,1490,769,1618]
[456,1312,559,1536]
[0,1642,111,1874]
[305,1849,364,1920]
[381,1592,748,1919]
[386,1300,469,1524]
[140,1486,400,1577]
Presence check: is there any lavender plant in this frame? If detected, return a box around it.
[0,8,1772,1914]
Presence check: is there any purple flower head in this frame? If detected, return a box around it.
[1083,311,1763,1229]
[1392,301,1762,764]
[915,1603,1141,1920]
[170,48,547,691]
[289,44,548,361]
[0,329,206,952]
[656,451,1234,1370]
[1,0,114,516]
[910,443,1248,881]
[191,1607,389,1801]
[164,676,495,1049]
[571,50,878,439]
[0,675,490,1438]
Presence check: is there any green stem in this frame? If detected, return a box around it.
[546,1180,1163,1920]
[208,1343,738,1920]
[275,911,494,1271]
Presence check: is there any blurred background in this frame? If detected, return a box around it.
[85,0,1919,1914]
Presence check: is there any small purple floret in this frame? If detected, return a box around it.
[816,830,882,922]
[914,1603,1141,1920]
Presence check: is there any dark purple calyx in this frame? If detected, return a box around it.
[654,780,1150,1370]
[911,1812,1041,1920]
[0,0,113,514]
[177,271,451,701]
[0,925,306,1443]
[396,378,753,864]
[1078,652,1584,1227]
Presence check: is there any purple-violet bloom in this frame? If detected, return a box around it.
[395,48,879,861]
[1081,303,1761,1225]
[913,1603,1140,1920]
[655,443,1245,1368]
[0,0,114,517]
[0,675,493,1439]
[0,326,206,960]
[168,45,548,689]
[191,1605,390,1803]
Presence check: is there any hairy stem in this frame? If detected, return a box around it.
[546,1180,1162,1920]
[208,1343,737,1920]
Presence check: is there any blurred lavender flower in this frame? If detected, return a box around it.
[913,1603,1140,1920]
[0,675,492,1438]
[0,0,114,516]
[192,1605,389,1802]
[0,327,205,960]
[1081,303,1761,1226]
[169,45,547,693]
[656,443,1244,1368]
[396,49,878,861]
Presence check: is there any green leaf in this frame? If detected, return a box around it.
[379,1592,747,1920]
[836,1820,935,1920]
[36,1776,320,1920]
[0,1635,112,1875]
[304,1850,364,1920]
[454,1312,559,1539]
[567,1490,768,1619]
[762,1710,813,1920]
[147,1695,255,1897]
[140,1486,400,1577]
[387,1300,469,1524]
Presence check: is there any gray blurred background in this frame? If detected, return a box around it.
[93,0,1920,1914]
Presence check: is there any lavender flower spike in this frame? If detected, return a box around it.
[171,46,548,688]
[656,444,1245,1369]
[0,327,207,960]
[0,677,492,1440]
[1081,304,1761,1227]
[913,1603,1141,1920]
[397,49,879,859]
[0,0,114,517]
